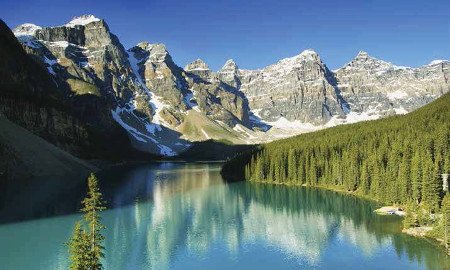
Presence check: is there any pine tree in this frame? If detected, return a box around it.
[398,154,410,203]
[359,160,370,195]
[287,149,297,183]
[421,151,439,211]
[82,173,107,270]
[67,221,90,270]
[68,173,107,270]
[442,193,450,254]
[410,152,422,203]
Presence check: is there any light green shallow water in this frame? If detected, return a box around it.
[0,162,448,269]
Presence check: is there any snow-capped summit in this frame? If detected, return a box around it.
[13,23,42,36]
[299,49,318,57]
[297,49,320,62]
[428,60,448,66]
[66,15,101,27]
[356,50,369,58]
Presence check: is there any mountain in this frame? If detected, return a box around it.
[9,15,450,156]
[334,51,448,117]
[0,18,151,168]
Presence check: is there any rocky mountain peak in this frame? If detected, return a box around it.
[272,49,323,70]
[65,15,101,27]
[136,41,151,50]
[8,14,449,157]
[219,59,239,74]
[298,49,319,59]
[355,50,369,59]
[342,50,399,72]
[13,23,42,36]
[132,42,171,63]
[185,59,210,71]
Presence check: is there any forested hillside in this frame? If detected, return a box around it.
[222,92,450,241]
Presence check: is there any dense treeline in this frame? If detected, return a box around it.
[222,93,450,241]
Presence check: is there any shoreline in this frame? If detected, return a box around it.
[247,179,446,251]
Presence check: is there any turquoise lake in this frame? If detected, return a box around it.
[0,162,448,269]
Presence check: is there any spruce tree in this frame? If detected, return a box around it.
[67,173,107,270]
[442,193,450,254]
[82,173,107,270]
[410,152,422,203]
[67,221,90,270]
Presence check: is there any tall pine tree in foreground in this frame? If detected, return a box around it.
[68,173,106,270]
[67,221,90,270]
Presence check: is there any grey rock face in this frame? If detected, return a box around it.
[185,59,217,83]
[238,50,346,124]
[183,58,249,125]
[335,51,450,115]
[13,15,141,131]
[12,15,449,156]
[129,42,187,114]
[218,59,240,88]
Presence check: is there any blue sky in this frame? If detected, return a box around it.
[1,0,449,70]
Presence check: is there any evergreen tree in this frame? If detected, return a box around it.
[410,152,422,203]
[287,149,297,183]
[67,221,90,270]
[82,173,107,270]
[359,160,370,195]
[398,154,410,203]
[442,193,450,254]
[421,152,439,211]
[67,173,107,270]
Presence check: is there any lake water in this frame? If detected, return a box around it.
[0,162,448,269]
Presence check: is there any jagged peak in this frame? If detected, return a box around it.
[299,49,319,57]
[272,49,321,68]
[185,59,210,71]
[13,23,42,36]
[129,42,171,64]
[66,15,101,27]
[356,50,369,58]
[136,41,151,49]
[224,58,237,66]
[335,50,411,72]
[220,59,238,72]
[135,41,167,52]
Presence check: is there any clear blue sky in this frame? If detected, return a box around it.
[1,0,449,71]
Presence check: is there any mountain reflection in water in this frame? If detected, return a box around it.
[0,162,447,270]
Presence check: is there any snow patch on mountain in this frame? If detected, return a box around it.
[127,50,169,129]
[394,107,408,115]
[66,15,100,27]
[428,60,447,66]
[111,106,176,156]
[43,56,58,76]
[268,117,318,131]
[387,90,409,100]
[325,111,381,128]
[184,90,200,111]
[13,23,41,36]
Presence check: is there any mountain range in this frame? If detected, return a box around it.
[5,14,450,157]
